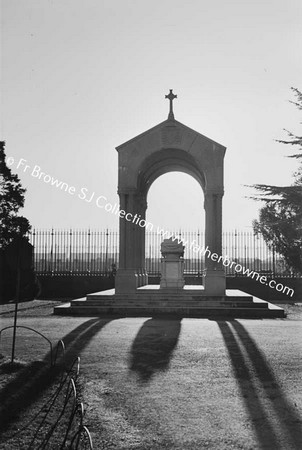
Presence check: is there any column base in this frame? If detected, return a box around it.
[160,281,185,289]
[204,269,226,295]
[141,269,148,286]
[115,269,138,293]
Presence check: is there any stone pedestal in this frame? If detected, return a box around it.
[115,269,138,293]
[203,269,226,295]
[160,238,185,289]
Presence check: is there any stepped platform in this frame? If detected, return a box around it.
[54,286,285,318]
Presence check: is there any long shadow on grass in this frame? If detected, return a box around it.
[0,316,115,433]
[129,317,181,383]
[230,320,302,449]
[217,320,302,450]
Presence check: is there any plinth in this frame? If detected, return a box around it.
[160,238,185,289]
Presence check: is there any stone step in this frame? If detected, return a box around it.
[53,289,285,318]
[71,300,266,309]
[86,295,254,302]
[54,304,284,318]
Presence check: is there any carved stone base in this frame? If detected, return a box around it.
[204,269,226,295]
[160,258,185,289]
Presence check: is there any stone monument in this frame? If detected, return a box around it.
[160,238,185,289]
[54,90,286,319]
[115,89,226,295]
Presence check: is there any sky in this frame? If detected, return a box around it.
[1,0,301,232]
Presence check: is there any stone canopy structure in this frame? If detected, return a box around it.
[54,91,285,318]
[115,90,226,295]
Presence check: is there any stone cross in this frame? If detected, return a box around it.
[165,89,177,120]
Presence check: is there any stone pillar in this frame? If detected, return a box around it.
[204,190,226,295]
[118,192,127,269]
[136,194,148,286]
[132,193,147,287]
[115,190,138,293]
[115,190,148,293]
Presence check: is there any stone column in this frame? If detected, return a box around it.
[135,194,148,286]
[204,190,226,295]
[115,190,138,293]
[118,192,127,269]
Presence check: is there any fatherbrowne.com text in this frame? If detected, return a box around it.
[157,228,294,298]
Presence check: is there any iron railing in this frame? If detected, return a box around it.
[28,229,297,277]
[0,334,93,449]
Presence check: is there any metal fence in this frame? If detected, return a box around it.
[28,229,296,277]
[29,229,119,275]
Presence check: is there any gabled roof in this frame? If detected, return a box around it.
[116,118,226,151]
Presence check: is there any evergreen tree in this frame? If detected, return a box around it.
[251,88,302,274]
[0,141,31,248]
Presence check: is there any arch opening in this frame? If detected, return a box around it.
[137,148,206,195]
[145,171,206,281]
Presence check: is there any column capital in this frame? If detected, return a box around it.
[205,189,224,198]
[117,188,137,195]
[204,190,223,210]
[135,193,147,211]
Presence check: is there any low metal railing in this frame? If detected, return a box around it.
[0,333,94,449]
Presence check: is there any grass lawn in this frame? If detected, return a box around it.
[0,300,302,449]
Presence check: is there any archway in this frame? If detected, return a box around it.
[115,110,226,295]
[145,171,206,279]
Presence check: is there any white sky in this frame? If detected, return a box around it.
[1,0,301,232]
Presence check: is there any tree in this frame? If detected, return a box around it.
[0,141,31,248]
[251,88,302,274]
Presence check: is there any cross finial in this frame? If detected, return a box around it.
[165,89,177,120]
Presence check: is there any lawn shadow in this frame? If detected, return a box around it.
[217,320,302,450]
[0,316,116,433]
[129,317,181,383]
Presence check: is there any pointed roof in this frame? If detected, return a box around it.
[116,118,226,152]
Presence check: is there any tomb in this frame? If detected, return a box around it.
[54,91,285,318]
